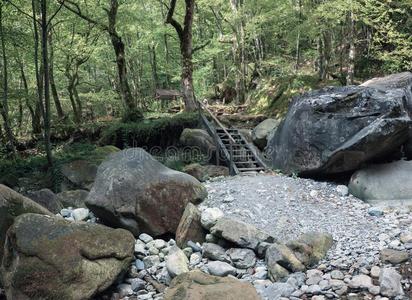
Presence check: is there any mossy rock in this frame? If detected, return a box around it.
[0,213,134,300]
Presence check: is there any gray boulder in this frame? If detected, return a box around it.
[25,188,63,213]
[0,213,134,300]
[268,82,411,175]
[86,148,207,236]
[0,185,53,264]
[349,160,412,206]
[379,267,404,297]
[182,164,229,182]
[179,128,216,158]
[252,119,280,150]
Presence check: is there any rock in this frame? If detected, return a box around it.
[210,217,275,251]
[266,262,290,282]
[379,267,404,297]
[0,213,134,300]
[71,208,90,221]
[370,266,380,278]
[330,270,345,280]
[227,248,256,269]
[57,189,89,208]
[256,282,295,299]
[295,232,333,266]
[143,256,161,269]
[268,84,410,176]
[118,284,133,298]
[265,244,305,273]
[25,188,63,213]
[400,232,412,244]
[348,274,373,289]
[60,160,98,191]
[306,269,323,285]
[86,148,207,236]
[368,207,384,217]
[182,164,229,182]
[252,119,280,150]
[200,207,224,230]
[166,246,189,278]
[336,185,349,197]
[369,285,380,295]
[189,252,202,265]
[187,241,202,252]
[202,243,230,262]
[179,129,216,158]
[207,261,237,277]
[349,160,412,206]
[139,233,154,243]
[176,203,205,248]
[380,248,409,264]
[0,185,53,264]
[147,239,167,250]
[164,270,259,300]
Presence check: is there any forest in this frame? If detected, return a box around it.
[0,0,411,188]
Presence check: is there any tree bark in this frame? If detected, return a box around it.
[0,3,16,154]
[346,10,355,85]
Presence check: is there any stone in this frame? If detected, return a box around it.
[380,248,409,264]
[268,83,411,176]
[0,185,53,264]
[370,266,380,278]
[164,270,259,300]
[118,284,133,298]
[306,269,323,285]
[336,185,349,197]
[0,213,134,300]
[187,241,202,252]
[135,259,145,271]
[227,248,257,269]
[295,232,333,266]
[348,274,373,289]
[266,244,305,273]
[266,262,290,282]
[369,285,380,295]
[202,243,230,262]
[379,267,404,297]
[400,232,412,244]
[143,256,161,269]
[256,282,295,299]
[207,261,237,277]
[252,119,280,150]
[330,270,345,280]
[200,207,224,230]
[176,203,206,248]
[25,188,63,213]
[210,217,275,251]
[139,233,154,243]
[57,189,89,208]
[166,246,189,278]
[189,253,202,265]
[86,148,207,236]
[128,278,146,292]
[368,207,384,217]
[71,208,90,221]
[183,164,229,182]
[349,161,412,206]
[179,129,216,159]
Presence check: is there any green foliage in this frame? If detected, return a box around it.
[100,112,199,149]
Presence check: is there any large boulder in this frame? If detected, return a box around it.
[86,148,207,236]
[164,270,259,300]
[252,118,280,150]
[349,160,412,206]
[362,72,412,158]
[268,82,411,175]
[179,128,216,159]
[25,188,63,213]
[0,185,52,264]
[0,213,134,300]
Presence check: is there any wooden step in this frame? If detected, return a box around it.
[237,167,265,171]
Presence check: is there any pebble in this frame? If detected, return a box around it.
[71,208,89,221]
[139,233,153,243]
[207,261,237,276]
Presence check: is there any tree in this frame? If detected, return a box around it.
[166,0,197,111]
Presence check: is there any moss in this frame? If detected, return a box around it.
[99,112,199,149]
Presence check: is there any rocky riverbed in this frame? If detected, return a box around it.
[99,173,411,300]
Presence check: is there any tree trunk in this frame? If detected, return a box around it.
[48,29,65,118]
[0,3,16,154]
[40,0,53,167]
[346,10,355,85]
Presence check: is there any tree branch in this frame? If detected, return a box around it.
[193,40,211,53]
[165,0,183,41]
[6,0,40,24]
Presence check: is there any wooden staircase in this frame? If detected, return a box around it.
[198,102,268,175]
